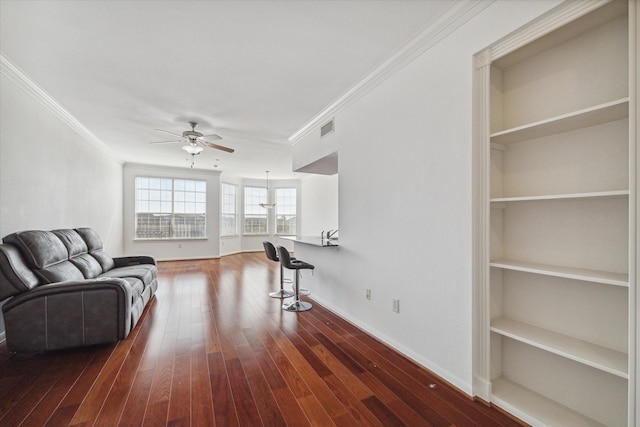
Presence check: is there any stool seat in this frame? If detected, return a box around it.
[277,246,314,312]
[285,259,314,270]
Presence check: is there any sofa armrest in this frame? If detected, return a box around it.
[113,255,156,267]
[2,278,132,352]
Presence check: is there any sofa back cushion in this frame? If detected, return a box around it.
[2,230,84,284]
[53,229,102,279]
[75,228,115,272]
[4,230,67,269]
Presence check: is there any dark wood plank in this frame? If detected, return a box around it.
[166,353,191,424]
[235,343,287,426]
[190,344,215,426]
[207,351,240,427]
[225,357,261,425]
[117,368,155,427]
[20,350,94,426]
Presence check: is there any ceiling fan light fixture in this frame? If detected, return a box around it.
[182,144,204,155]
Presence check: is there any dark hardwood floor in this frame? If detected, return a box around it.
[0,252,525,426]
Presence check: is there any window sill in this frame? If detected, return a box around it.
[133,237,208,242]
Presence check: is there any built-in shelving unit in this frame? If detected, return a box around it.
[473,1,636,426]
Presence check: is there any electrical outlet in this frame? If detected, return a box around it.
[178,243,182,249]
[392,298,400,313]
[365,288,372,300]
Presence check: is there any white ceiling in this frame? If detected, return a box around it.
[0,0,452,179]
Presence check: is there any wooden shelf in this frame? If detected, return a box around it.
[490,98,629,144]
[490,190,629,204]
[491,318,628,378]
[489,259,628,287]
[491,378,606,427]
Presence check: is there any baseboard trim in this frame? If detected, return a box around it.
[156,250,265,262]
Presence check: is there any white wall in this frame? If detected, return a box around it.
[300,174,338,236]
[220,175,243,256]
[123,163,221,261]
[292,0,562,394]
[0,68,124,336]
[0,73,124,249]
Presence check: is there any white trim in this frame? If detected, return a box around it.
[288,0,494,144]
[472,51,492,401]
[156,255,220,262]
[0,52,121,163]
[630,1,639,424]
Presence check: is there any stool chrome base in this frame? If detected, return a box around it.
[293,285,311,296]
[269,289,295,298]
[283,300,312,312]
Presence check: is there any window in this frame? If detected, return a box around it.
[275,188,297,235]
[221,183,237,236]
[135,177,206,239]
[244,186,268,234]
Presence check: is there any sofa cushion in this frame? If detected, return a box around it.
[75,228,115,272]
[99,264,156,288]
[52,229,87,257]
[50,229,102,278]
[3,230,68,269]
[70,254,103,279]
[38,261,85,283]
[3,230,87,284]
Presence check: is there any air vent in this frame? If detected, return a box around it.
[320,119,335,138]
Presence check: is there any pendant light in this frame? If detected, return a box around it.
[259,170,276,209]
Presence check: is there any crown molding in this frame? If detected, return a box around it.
[0,52,122,163]
[288,0,495,144]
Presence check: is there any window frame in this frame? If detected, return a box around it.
[243,185,269,235]
[275,187,297,236]
[220,182,238,237]
[134,176,207,240]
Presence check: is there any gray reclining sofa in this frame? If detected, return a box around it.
[0,227,158,352]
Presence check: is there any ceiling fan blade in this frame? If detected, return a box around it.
[154,129,183,138]
[201,133,222,141]
[149,139,183,144]
[203,141,235,153]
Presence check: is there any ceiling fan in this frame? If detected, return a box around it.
[150,121,235,154]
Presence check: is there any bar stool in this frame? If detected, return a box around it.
[277,246,314,312]
[262,241,295,298]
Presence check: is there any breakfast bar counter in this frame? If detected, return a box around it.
[278,235,340,307]
[281,236,338,247]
